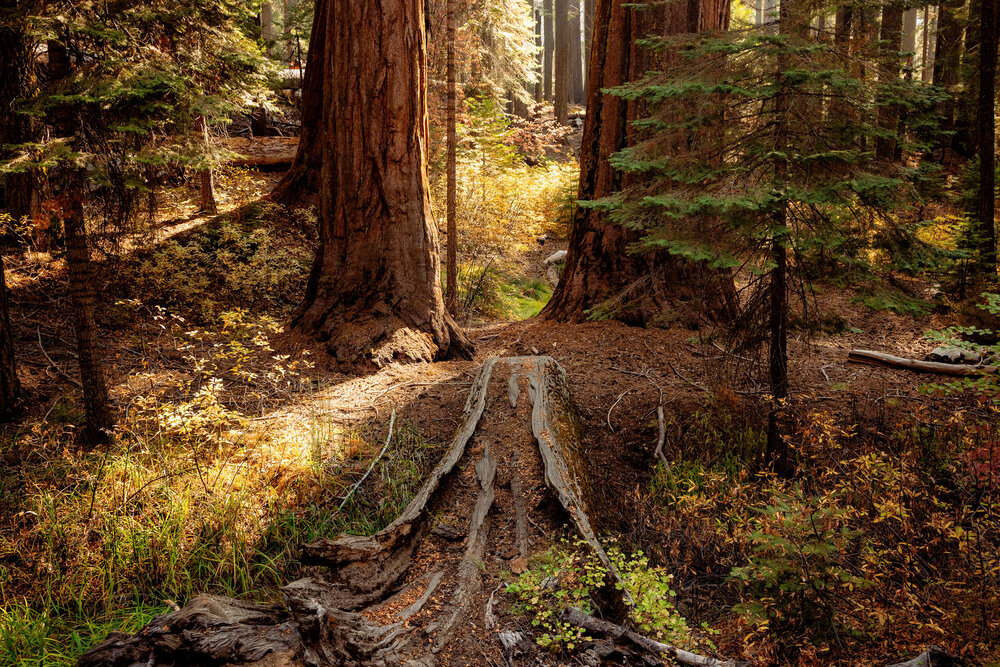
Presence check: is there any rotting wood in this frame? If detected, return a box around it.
[432,442,496,653]
[511,451,530,558]
[297,359,498,608]
[76,356,661,667]
[519,355,634,604]
[560,607,747,667]
[848,349,997,376]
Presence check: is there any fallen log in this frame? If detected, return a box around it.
[848,349,997,377]
[75,357,629,667]
[560,607,747,667]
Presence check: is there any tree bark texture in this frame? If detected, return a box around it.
[0,255,19,418]
[544,0,554,100]
[269,0,329,204]
[876,4,904,160]
[922,6,936,83]
[292,0,473,366]
[569,0,584,104]
[535,4,544,101]
[541,0,737,326]
[48,39,114,441]
[554,0,569,123]
[584,0,594,95]
[197,116,218,213]
[446,0,459,317]
[0,21,34,223]
[933,0,965,147]
[977,0,998,267]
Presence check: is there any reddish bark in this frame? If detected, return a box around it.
[292,0,473,366]
[541,0,736,326]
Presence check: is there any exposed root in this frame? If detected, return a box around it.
[76,356,705,667]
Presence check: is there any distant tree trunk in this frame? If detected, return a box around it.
[197,116,218,213]
[0,21,34,224]
[569,0,583,104]
[48,38,114,442]
[270,0,328,205]
[835,6,853,49]
[293,0,473,366]
[261,3,276,53]
[447,0,459,317]
[876,4,904,160]
[584,0,594,94]
[554,0,569,123]
[535,3,544,102]
[956,0,981,157]
[977,0,998,267]
[922,6,936,83]
[0,255,19,418]
[934,0,965,147]
[283,0,297,61]
[541,0,737,326]
[902,8,918,74]
[544,0,554,100]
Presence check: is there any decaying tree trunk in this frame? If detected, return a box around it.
[77,357,683,667]
[291,0,472,365]
[540,0,738,327]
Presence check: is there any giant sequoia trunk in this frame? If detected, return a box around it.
[541,0,737,326]
[292,0,473,366]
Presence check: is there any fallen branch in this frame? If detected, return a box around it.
[886,646,964,667]
[338,408,396,510]
[653,405,671,472]
[848,349,997,377]
[38,328,82,388]
[560,607,746,667]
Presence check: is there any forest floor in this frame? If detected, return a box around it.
[2,140,999,667]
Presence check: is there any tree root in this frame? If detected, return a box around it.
[77,356,629,667]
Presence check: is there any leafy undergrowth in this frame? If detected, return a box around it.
[0,312,438,666]
[114,198,313,323]
[643,396,1000,665]
[430,94,576,324]
[505,539,700,654]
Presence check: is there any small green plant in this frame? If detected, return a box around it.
[730,486,869,640]
[505,541,607,652]
[606,542,692,646]
[506,540,695,652]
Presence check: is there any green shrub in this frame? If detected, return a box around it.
[120,213,310,321]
